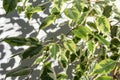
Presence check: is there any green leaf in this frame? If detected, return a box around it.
[73,26,92,40]
[94,34,110,46]
[93,59,116,74]
[64,40,76,53]
[22,45,43,59]
[25,5,45,19]
[57,73,67,80]
[74,0,84,12]
[17,6,24,13]
[6,66,31,78]
[111,26,118,38]
[54,0,63,9]
[96,76,112,80]
[60,50,68,69]
[40,62,55,80]
[96,16,110,35]
[51,7,60,15]
[87,22,97,30]
[70,53,77,63]
[39,14,57,29]
[3,0,18,14]
[87,40,95,55]
[50,44,60,59]
[64,8,79,20]
[103,6,112,18]
[111,38,120,47]
[3,37,39,46]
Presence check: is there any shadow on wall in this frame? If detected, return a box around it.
[0,0,70,80]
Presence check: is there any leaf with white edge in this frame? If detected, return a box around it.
[3,0,18,14]
[93,59,116,74]
[96,16,110,35]
[87,40,95,55]
[64,8,79,20]
[94,34,110,46]
[6,66,31,78]
[50,44,60,59]
[22,45,43,60]
[64,40,76,53]
[73,26,92,40]
[39,14,57,29]
[96,76,112,80]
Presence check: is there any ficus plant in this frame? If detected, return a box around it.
[1,0,120,80]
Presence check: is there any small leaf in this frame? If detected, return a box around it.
[6,66,31,78]
[57,73,67,80]
[94,34,110,46]
[96,76,112,80]
[39,14,57,29]
[64,40,76,53]
[87,22,97,30]
[87,40,95,55]
[3,0,18,14]
[96,16,110,35]
[3,37,39,46]
[40,62,55,80]
[70,53,77,63]
[93,59,116,74]
[22,45,43,59]
[111,38,120,47]
[51,7,60,15]
[73,26,92,40]
[25,5,45,19]
[103,6,112,18]
[111,26,118,38]
[64,8,79,20]
[50,44,60,59]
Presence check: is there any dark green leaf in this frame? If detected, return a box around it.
[103,6,112,18]
[50,44,60,59]
[87,22,97,30]
[94,34,110,46]
[96,76,112,80]
[39,14,57,29]
[111,26,118,38]
[40,62,55,80]
[6,66,31,78]
[70,53,77,63]
[3,37,39,46]
[93,59,116,74]
[3,0,18,14]
[111,38,120,47]
[96,16,110,35]
[22,45,43,59]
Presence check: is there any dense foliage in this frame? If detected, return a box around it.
[2,0,120,80]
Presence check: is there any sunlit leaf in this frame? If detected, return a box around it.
[96,76,112,80]
[3,0,18,14]
[6,66,31,78]
[50,44,60,59]
[73,26,92,40]
[64,40,76,53]
[93,59,116,74]
[87,40,95,55]
[39,14,57,29]
[64,8,79,20]
[96,16,110,35]
[57,73,67,80]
